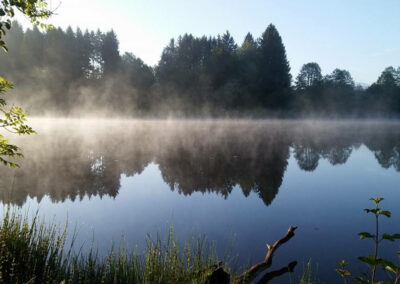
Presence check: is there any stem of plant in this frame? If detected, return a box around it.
[371,210,379,284]
[395,253,400,284]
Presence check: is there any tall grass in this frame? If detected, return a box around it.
[298,260,319,284]
[0,209,221,283]
[0,210,69,283]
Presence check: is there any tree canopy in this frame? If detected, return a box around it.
[0,20,399,118]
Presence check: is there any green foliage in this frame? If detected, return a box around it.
[336,260,351,284]
[101,30,120,75]
[257,24,292,108]
[299,259,319,284]
[336,198,400,284]
[0,209,220,283]
[382,234,400,242]
[0,17,399,117]
[364,67,400,115]
[0,209,69,283]
[359,232,375,240]
[295,63,322,91]
[0,0,52,51]
[0,77,35,167]
[0,0,52,167]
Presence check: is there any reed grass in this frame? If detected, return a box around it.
[0,209,221,283]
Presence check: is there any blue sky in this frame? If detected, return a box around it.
[19,0,400,84]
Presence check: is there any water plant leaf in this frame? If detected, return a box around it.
[382,233,400,242]
[359,232,374,240]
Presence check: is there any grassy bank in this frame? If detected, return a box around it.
[0,210,223,283]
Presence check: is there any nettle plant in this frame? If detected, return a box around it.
[336,198,400,284]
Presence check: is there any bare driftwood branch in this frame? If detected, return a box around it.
[233,226,298,283]
[257,261,297,284]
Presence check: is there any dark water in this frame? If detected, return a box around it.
[1,119,400,282]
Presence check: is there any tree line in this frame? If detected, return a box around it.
[0,21,399,117]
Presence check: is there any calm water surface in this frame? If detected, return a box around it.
[1,119,399,282]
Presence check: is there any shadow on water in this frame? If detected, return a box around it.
[0,119,399,206]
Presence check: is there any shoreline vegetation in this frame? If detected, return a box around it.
[0,22,399,118]
[0,209,299,284]
[0,198,399,283]
[0,209,221,283]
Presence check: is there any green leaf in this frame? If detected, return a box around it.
[379,210,391,218]
[358,255,378,266]
[335,268,351,277]
[364,208,379,214]
[377,258,397,268]
[384,265,398,274]
[353,276,370,284]
[359,232,374,240]
[337,260,349,267]
[382,233,400,242]
[357,255,393,267]
[370,197,384,205]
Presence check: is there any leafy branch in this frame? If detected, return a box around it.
[0,77,35,167]
[0,0,53,51]
[0,0,53,167]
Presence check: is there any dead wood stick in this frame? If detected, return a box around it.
[233,225,297,283]
[257,261,297,284]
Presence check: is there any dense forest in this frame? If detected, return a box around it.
[0,21,399,117]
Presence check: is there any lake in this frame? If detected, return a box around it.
[0,119,399,282]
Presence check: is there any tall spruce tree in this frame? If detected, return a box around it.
[258,24,291,108]
[238,33,259,105]
[101,30,120,76]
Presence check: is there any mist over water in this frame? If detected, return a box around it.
[1,118,400,282]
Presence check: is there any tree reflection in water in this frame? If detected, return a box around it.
[0,120,399,206]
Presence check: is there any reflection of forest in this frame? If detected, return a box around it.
[0,120,399,206]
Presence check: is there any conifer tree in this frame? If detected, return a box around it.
[258,24,291,108]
